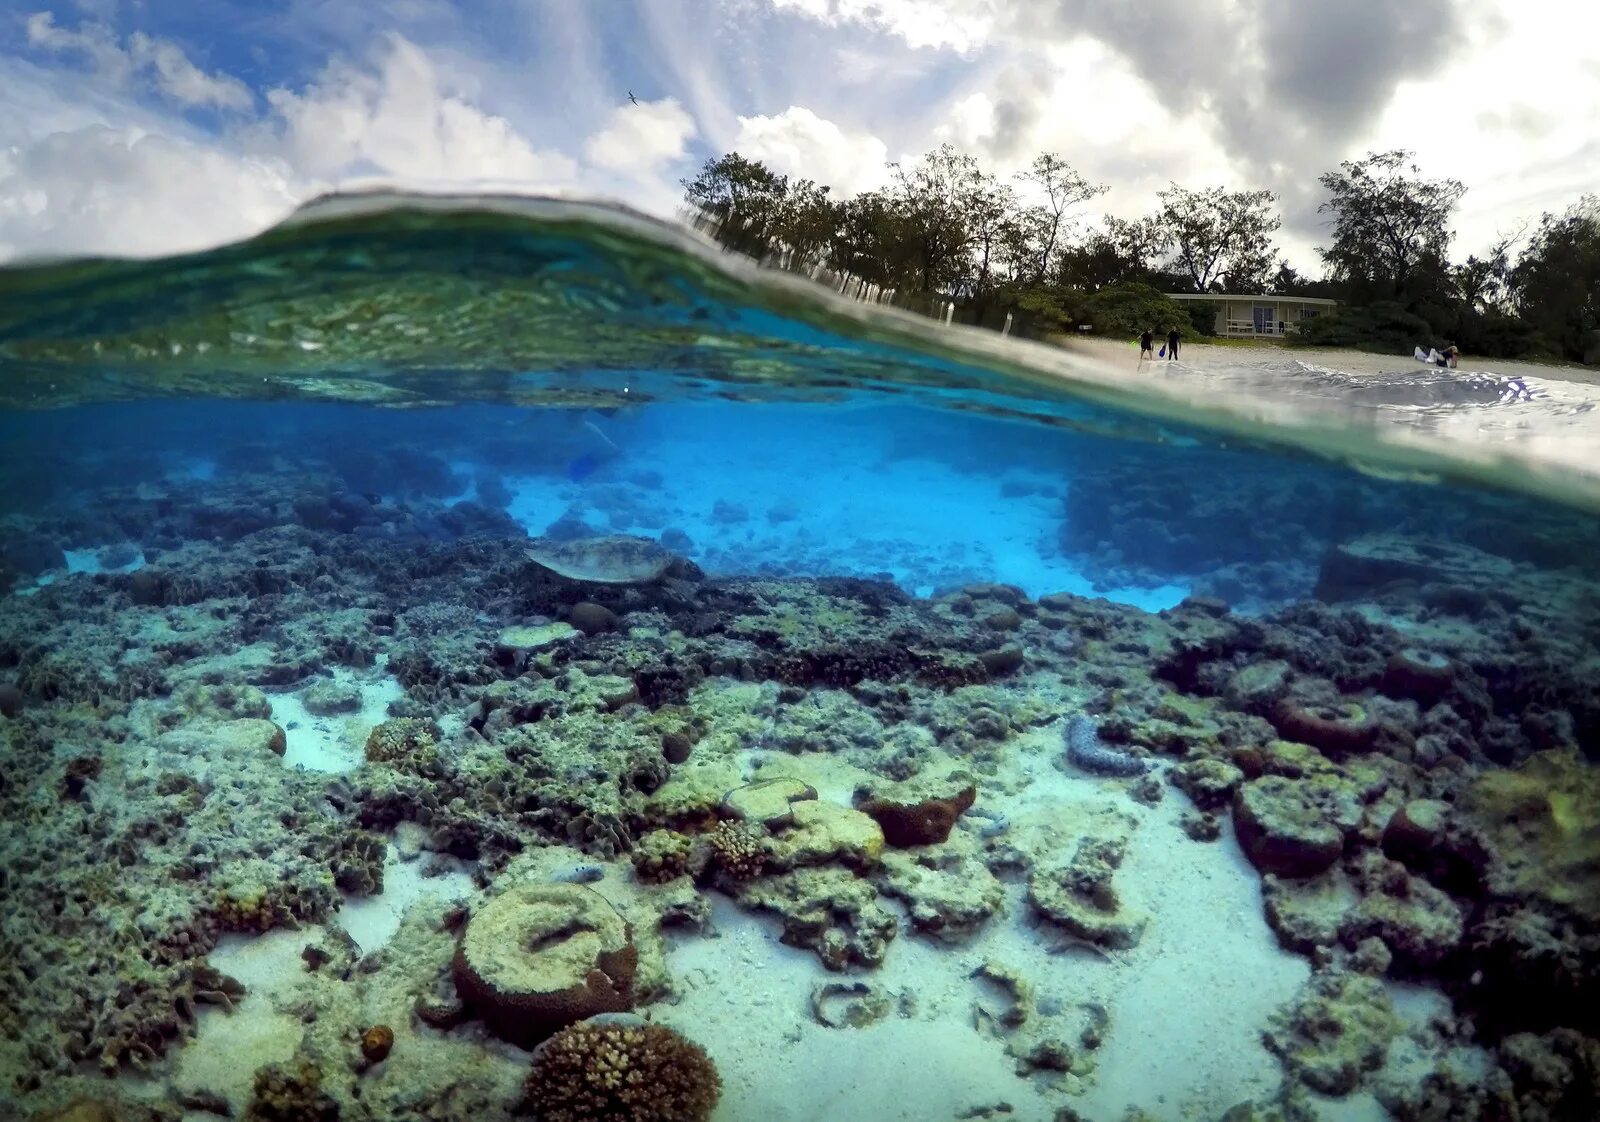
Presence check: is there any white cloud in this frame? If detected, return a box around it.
[264,33,575,183]
[732,105,889,194]
[128,32,253,111]
[767,0,997,52]
[583,98,697,173]
[26,12,252,109]
[0,126,296,260]
[0,32,586,261]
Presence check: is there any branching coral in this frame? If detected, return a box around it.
[523,1016,720,1122]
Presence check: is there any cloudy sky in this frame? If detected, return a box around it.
[1,0,1595,271]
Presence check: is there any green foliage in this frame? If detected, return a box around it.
[1452,310,1555,360]
[1511,196,1600,362]
[1182,299,1219,336]
[1079,283,1192,339]
[1292,301,1432,353]
[683,143,1597,365]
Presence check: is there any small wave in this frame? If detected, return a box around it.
[0,189,1596,513]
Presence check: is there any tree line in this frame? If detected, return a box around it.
[681,145,1600,364]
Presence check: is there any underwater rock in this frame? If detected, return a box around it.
[1029,836,1148,950]
[1446,749,1600,1036]
[1380,1027,1600,1122]
[856,781,976,846]
[739,866,899,970]
[978,644,1025,676]
[1222,659,1293,713]
[1063,715,1152,777]
[768,801,885,870]
[217,717,288,758]
[1340,852,1464,970]
[1171,758,1245,811]
[1262,870,1358,954]
[1180,811,1222,842]
[451,882,637,1047]
[1456,748,1600,922]
[302,678,362,716]
[0,681,24,717]
[568,600,618,635]
[720,778,817,829]
[524,534,676,584]
[1263,969,1400,1096]
[1381,648,1457,704]
[244,1057,341,1122]
[811,980,894,1028]
[493,621,577,665]
[877,845,1004,943]
[1233,774,1362,878]
[1271,697,1378,759]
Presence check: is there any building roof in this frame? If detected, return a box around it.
[1165,292,1339,305]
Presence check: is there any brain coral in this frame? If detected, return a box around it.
[452,883,637,1048]
[523,1015,721,1122]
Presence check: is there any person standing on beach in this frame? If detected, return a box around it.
[1167,327,1181,361]
[1139,329,1155,359]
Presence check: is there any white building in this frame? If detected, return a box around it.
[1166,293,1339,338]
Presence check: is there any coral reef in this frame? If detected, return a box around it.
[1263,969,1400,1096]
[1029,835,1148,950]
[856,780,976,846]
[2,452,1598,1122]
[522,1016,720,1122]
[452,883,638,1048]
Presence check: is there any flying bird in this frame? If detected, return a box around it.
[628,90,639,105]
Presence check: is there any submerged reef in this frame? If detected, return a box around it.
[0,460,1598,1121]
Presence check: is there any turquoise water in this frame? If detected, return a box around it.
[1,196,1597,1122]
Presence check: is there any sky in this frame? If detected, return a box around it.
[0,0,1596,272]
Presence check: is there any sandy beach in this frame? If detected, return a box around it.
[1062,335,1600,387]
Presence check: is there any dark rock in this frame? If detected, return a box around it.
[569,601,618,636]
[859,785,976,847]
[1233,774,1361,878]
[978,646,1024,676]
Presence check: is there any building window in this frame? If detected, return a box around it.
[1300,307,1321,320]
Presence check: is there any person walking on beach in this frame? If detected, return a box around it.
[1139,329,1155,360]
[1166,327,1181,361]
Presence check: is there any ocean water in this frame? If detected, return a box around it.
[1,195,1597,1122]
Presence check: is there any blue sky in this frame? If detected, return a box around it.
[1,0,1596,268]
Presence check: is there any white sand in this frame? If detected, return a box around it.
[640,731,1411,1121]
[1065,335,1598,386]
[269,665,405,773]
[340,831,475,956]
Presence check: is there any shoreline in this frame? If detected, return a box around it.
[1059,335,1600,387]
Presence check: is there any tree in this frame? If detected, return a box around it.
[1317,150,1465,304]
[886,143,986,295]
[681,152,789,257]
[1510,196,1600,362]
[1013,153,1107,284]
[955,172,1018,309]
[773,178,839,267]
[1152,184,1281,292]
[1054,217,1162,291]
[829,191,896,291]
[1453,230,1518,314]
